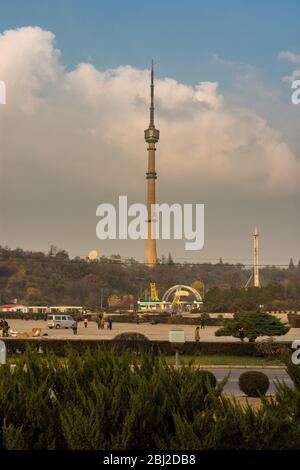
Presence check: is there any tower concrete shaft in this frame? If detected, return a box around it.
[253,226,261,287]
[244,226,261,289]
[144,62,159,265]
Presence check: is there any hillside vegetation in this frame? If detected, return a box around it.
[1,246,300,310]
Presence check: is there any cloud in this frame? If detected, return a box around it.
[0,26,62,112]
[211,53,256,75]
[279,50,300,81]
[1,26,299,198]
[0,25,299,263]
[279,51,300,65]
[1,26,300,259]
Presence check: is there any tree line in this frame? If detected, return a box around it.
[0,246,300,310]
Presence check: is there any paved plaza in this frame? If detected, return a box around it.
[5,319,300,343]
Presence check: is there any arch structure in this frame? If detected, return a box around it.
[162,285,202,303]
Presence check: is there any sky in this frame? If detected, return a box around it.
[0,0,300,264]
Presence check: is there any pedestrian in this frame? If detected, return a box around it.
[200,316,205,329]
[195,326,200,342]
[108,317,113,330]
[2,320,9,337]
[84,316,88,328]
[100,317,105,329]
[238,327,245,342]
[96,316,101,330]
[72,320,78,335]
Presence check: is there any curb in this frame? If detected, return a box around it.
[192,365,284,369]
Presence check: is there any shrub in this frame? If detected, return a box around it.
[114,332,150,341]
[216,311,290,342]
[287,314,300,328]
[0,348,300,449]
[256,338,288,359]
[201,313,210,320]
[238,371,270,397]
[1,337,293,357]
[197,370,217,390]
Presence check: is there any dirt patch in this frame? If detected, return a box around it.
[226,395,267,410]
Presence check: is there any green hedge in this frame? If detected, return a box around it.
[287,314,300,327]
[0,312,225,325]
[1,338,291,357]
[0,313,83,321]
[104,315,225,326]
[0,313,48,320]
[0,348,299,450]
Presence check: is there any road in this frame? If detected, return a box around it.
[5,319,300,342]
[206,367,293,395]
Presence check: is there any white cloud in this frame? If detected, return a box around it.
[1,26,300,207]
[279,50,300,81]
[279,51,300,64]
[0,26,62,112]
[211,53,256,75]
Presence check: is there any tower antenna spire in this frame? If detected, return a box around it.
[150,60,155,128]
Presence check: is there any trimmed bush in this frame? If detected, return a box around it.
[196,370,217,390]
[238,371,270,397]
[114,332,150,341]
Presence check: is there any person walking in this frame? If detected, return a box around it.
[72,320,78,335]
[108,317,113,330]
[83,315,88,328]
[2,320,9,337]
[195,326,200,342]
[200,316,205,329]
[96,316,101,330]
[238,327,245,342]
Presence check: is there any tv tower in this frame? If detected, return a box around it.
[144,61,159,266]
[245,227,261,288]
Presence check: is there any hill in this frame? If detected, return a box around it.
[0,246,300,311]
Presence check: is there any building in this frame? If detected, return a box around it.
[144,62,160,266]
[0,304,84,314]
[48,306,84,314]
[137,300,171,312]
[0,303,28,313]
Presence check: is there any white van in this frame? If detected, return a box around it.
[47,314,76,329]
